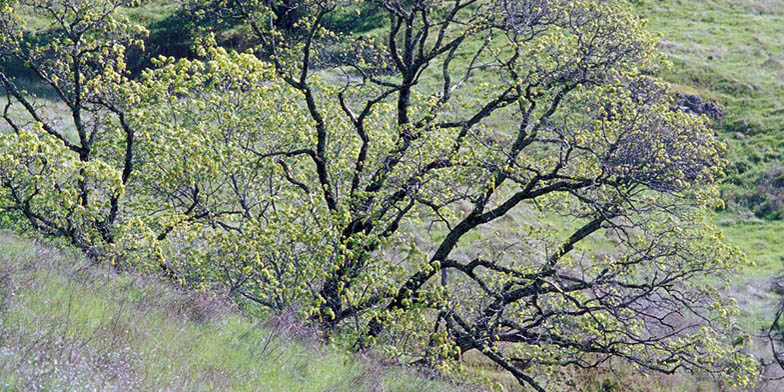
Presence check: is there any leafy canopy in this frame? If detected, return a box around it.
[0,0,758,389]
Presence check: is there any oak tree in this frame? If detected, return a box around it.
[0,0,145,254]
[0,0,759,389]
[125,0,756,388]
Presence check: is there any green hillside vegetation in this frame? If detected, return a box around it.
[2,0,784,390]
[0,233,461,391]
[0,232,737,392]
[634,0,784,333]
[12,0,775,221]
[637,0,784,220]
[641,0,784,210]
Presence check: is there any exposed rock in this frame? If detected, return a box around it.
[763,57,784,70]
[772,275,784,296]
[674,92,724,120]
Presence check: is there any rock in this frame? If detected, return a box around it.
[674,92,724,120]
[772,275,784,295]
[763,57,784,70]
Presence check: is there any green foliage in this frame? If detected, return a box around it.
[0,0,147,252]
[0,0,762,389]
[633,0,784,221]
[0,125,124,248]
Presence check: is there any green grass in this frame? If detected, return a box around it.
[4,1,784,389]
[585,0,784,338]
[714,216,784,331]
[635,0,784,219]
[627,0,784,333]
[637,0,784,136]
[0,233,463,391]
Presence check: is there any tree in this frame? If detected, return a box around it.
[0,0,145,255]
[117,0,756,389]
[0,0,759,388]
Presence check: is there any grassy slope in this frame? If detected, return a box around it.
[637,0,784,185]
[640,0,784,137]
[633,0,784,331]
[0,233,462,392]
[3,0,784,389]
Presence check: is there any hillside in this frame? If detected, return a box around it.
[636,0,784,332]
[1,0,784,390]
[638,0,784,222]
[0,233,460,391]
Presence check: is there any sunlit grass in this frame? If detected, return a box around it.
[0,233,463,392]
[3,0,784,390]
[635,0,784,221]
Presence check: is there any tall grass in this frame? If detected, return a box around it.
[0,233,463,391]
